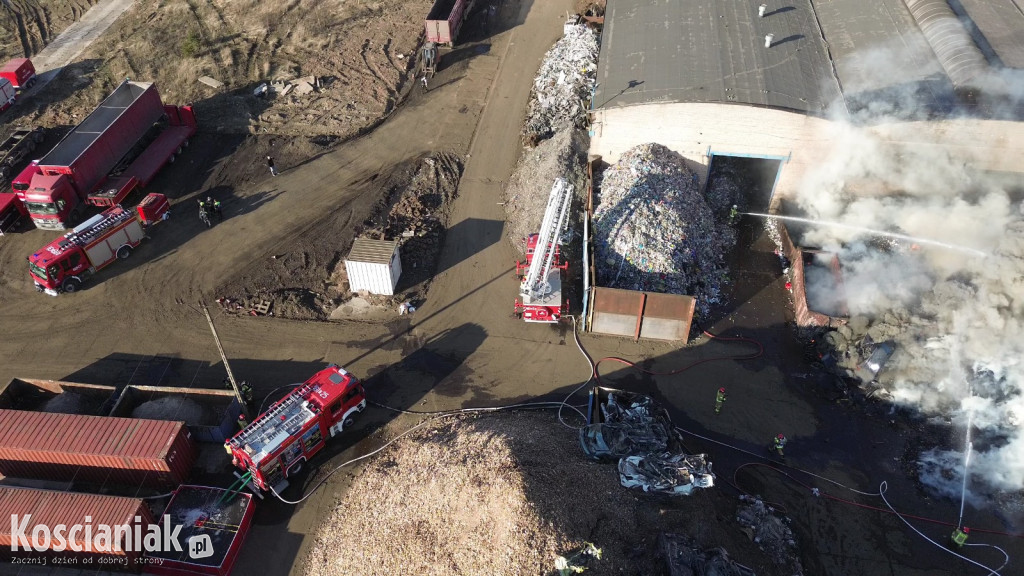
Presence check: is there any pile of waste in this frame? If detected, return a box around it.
[593,143,737,318]
[132,397,211,427]
[735,495,805,574]
[523,19,599,144]
[580,388,714,496]
[659,533,756,576]
[503,129,587,254]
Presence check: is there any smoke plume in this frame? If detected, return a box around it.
[790,41,1024,501]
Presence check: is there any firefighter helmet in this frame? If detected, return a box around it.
[719,387,726,393]
[777,434,785,439]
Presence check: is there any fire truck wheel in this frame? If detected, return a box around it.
[288,460,303,476]
[343,416,355,430]
[116,246,133,260]
[62,278,81,293]
[0,166,8,181]
[68,209,83,226]
[33,129,43,143]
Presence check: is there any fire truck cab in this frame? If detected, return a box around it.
[225,365,367,495]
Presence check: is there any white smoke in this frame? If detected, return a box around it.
[790,41,1024,499]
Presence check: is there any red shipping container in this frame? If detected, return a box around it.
[0,410,196,489]
[0,486,152,570]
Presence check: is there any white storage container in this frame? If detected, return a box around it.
[344,238,402,295]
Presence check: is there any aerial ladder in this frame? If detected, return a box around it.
[514,178,572,323]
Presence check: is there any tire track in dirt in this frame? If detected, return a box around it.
[2,0,34,57]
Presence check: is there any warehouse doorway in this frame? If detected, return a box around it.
[702,153,787,324]
[704,153,784,214]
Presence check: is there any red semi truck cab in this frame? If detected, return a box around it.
[17,81,195,230]
[28,195,168,295]
[225,365,367,494]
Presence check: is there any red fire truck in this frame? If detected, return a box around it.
[28,193,170,295]
[225,365,367,495]
[515,233,568,278]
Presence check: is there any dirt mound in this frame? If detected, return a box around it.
[303,412,788,576]
[218,152,462,320]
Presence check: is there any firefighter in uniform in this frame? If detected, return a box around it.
[951,527,969,547]
[715,387,727,414]
[772,434,787,458]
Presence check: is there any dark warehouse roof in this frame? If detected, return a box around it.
[594,0,844,114]
[593,0,1001,115]
[956,0,1024,69]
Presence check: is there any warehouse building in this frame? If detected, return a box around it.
[589,0,1024,210]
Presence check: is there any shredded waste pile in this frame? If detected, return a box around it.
[504,130,587,254]
[580,388,715,496]
[593,144,737,317]
[735,495,805,575]
[132,397,212,427]
[522,20,599,144]
[41,392,88,414]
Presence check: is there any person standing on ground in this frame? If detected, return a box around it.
[951,527,969,547]
[421,75,429,91]
[772,434,787,458]
[715,387,727,414]
[267,155,277,176]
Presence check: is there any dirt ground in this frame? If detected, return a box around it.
[0,0,100,59]
[215,151,463,320]
[0,0,1022,575]
[305,412,790,576]
[2,0,435,138]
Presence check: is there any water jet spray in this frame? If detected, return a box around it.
[743,212,989,257]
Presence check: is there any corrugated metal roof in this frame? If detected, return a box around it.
[904,0,989,88]
[956,0,1024,69]
[595,0,843,114]
[0,487,148,547]
[0,409,181,459]
[346,237,400,265]
[811,0,949,99]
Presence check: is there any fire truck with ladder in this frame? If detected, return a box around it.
[225,365,366,495]
[513,178,571,322]
[28,193,170,295]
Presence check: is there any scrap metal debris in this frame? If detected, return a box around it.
[618,452,715,495]
[735,495,805,575]
[523,19,599,144]
[580,388,680,459]
[581,388,715,496]
[659,533,756,576]
[593,143,737,317]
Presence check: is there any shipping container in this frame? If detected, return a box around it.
[0,410,197,489]
[425,0,474,46]
[0,377,117,415]
[144,486,255,576]
[0,486,152,570]
[37,82,164,198]
[109,386,242,443]
[344,237,402,295]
